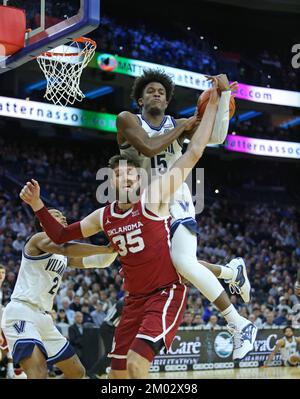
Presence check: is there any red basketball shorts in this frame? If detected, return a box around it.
[108,282,187,370]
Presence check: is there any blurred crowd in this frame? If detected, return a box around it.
[97,16,300,91]
[8,6,299,91]
[229,117,300,143]
[98,16,217,76]
[1,136,299,335]
[4,4,300,95]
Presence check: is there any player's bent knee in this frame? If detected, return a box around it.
[56,355,86,379]
[171,253,196,276]
[20,345,48,379]
[64,363,85,379]
[171,252,187,267]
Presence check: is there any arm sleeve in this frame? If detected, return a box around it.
[82,253,118,269]
[209,90,231,145]
[35,207,83,244]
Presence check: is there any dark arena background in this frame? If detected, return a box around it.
[0,0,300,384]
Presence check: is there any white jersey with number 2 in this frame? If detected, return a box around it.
[11,249,67,312]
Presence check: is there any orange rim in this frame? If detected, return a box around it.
[39,37,96,58]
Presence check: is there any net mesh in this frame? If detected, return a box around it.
[37,37,96,107]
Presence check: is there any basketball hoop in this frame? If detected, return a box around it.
[37,37,96,107]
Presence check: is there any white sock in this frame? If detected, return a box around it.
[218,266,234,280]
[7,362,14,373]
[171,224,224,303]
[221,304,246,328]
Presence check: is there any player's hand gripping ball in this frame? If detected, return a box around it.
[196,75,238,121]
[196,89,236,120]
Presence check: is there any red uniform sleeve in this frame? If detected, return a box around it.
[35,207,83,244]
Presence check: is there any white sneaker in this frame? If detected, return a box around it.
[225,257,251,303]
[227,321,258,360]
[14,371,27,379]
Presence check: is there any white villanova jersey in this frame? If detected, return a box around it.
[11,249,67,312]
[281,336,298,362]
[120,114,182,176]
[120,114,195,220]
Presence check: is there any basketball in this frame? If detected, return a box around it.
[197,89,236,119]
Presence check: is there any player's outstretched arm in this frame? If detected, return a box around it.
[67,252,118,269]
[182,75,238,142]
[117,111,194,157]
[20,179,103,244]
[206,75,237,145]
[147,80,219,213]
[30,233,114,257]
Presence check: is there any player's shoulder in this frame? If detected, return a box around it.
[277,337,285,346]
[117,110,132,118]
[27,232,48,244]
[117,110,138,122]
[118,111,142,125]
[25,232,48,252]
[23,232,51,258]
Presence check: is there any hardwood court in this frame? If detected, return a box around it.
[93,366,300,379]
[2,366,298,379]
[148,367,300,379]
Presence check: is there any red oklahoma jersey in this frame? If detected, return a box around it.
[101,198,180,296]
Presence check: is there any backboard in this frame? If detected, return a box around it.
[0,0,100,73]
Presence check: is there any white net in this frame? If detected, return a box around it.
[37,37,96,107]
